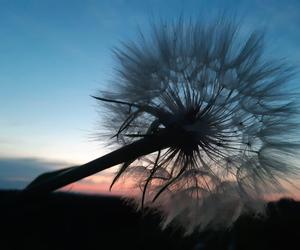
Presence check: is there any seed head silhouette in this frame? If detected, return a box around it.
[25,17,300,232]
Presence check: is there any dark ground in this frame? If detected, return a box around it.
[0,190,300,250]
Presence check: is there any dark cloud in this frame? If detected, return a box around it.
[0,157,70,189]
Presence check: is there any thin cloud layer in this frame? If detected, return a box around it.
[0,157,128,195]
[0,157,69,189]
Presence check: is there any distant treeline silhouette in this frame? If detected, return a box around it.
[1,190,299,250]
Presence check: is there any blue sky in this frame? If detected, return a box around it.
[0,0,300,190]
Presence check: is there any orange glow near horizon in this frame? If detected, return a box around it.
[60,174,140,198]
[58,171,300,203]
[59,174,300,202]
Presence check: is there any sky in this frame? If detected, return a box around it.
[0,0,300,196]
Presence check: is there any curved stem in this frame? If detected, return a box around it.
[23,131,175,197]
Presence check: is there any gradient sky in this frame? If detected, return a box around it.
[1,0,300,194]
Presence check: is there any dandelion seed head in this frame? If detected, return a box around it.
[96,17,300,232]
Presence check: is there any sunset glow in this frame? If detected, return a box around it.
[0,1,299,201]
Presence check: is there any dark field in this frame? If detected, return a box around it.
[0,190,300,250]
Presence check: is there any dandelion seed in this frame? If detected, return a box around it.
[25,17,300,233]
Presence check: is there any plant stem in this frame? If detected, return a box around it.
[23,131,175,197]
